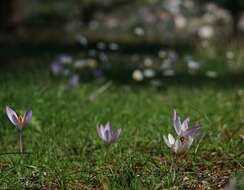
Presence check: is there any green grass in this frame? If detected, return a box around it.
[0,57,243,189]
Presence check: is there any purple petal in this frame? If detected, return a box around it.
[104,129,110,142]
[110,128,121,143]
[105,121,112,133]
[23,111,32,127]
[173,110,181,135]
[180,117,190,132]
[5,106,19,126]
[181,124,203,137]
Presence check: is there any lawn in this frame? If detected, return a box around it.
[0,54,243,189]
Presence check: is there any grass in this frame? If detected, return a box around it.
[0,52,243,189]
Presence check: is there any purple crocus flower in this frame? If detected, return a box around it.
[50,54,72,75]
[57,54,72,64]
[164,134,193,155]
[164,110,203,155]
[66,74,80,88]
[51,62,64,75]
[172,110,202,138]
[5,105,32,153]
[5,105,32,130]
[96,122,121,144]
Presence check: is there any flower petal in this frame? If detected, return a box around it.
[105,121,112,133]
[173,140,181,154]
[96,125,103,139]
[181,117,190,132]
[173,110,181,135]
[182,124,203,137]
[5,106,19,126]
[97,124,108,141]
[110,128,121,143]
[104,129,110,142]
[168,133,175,145]
[163,135,172,148]
[23,111,32,127]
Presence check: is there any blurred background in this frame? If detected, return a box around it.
[1,0,244,86]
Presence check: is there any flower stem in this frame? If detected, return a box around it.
[19,130,23,153]
[104,144,111,163]
[170,154,176,183]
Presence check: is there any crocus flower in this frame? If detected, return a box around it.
[164,110,202,155]
[57,54,72,64]
[51,62,64,75]
[5,105,32,130]
[50,54,72,75]
[96,122,121,144]
[66,74,80,88]
[172,110,202,138]
[5,105,32,153]
[164,133,193,155]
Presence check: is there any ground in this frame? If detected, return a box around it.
[0,51,243,189]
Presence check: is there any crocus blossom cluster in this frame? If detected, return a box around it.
[4,105,204,157]
[96,122,121,144]
[50,54,103,88]
[164,110,203,155]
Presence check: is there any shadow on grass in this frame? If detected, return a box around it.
[0,43,243,90]
[1,61,244,90]
[0,40,193,58]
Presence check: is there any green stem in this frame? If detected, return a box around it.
[104,144,111,163]
[19,130,23,153]
[170,154,176,183]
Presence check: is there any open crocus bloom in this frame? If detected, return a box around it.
[164,133,193,154]
[173,110,202,138]
[5,105,32,130]
[96,122,121,144]
[164,110,203,154]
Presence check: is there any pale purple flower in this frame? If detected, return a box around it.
[51,62,64,75]
[50,54,72,75]
[67,74,80,88]
[5,105,32,130]
[5,105,32,153]
[164,134,193,155]
[172,110,202,138]
[57,54,72,64]
[96,122,121,144]
[164,110,203,155]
